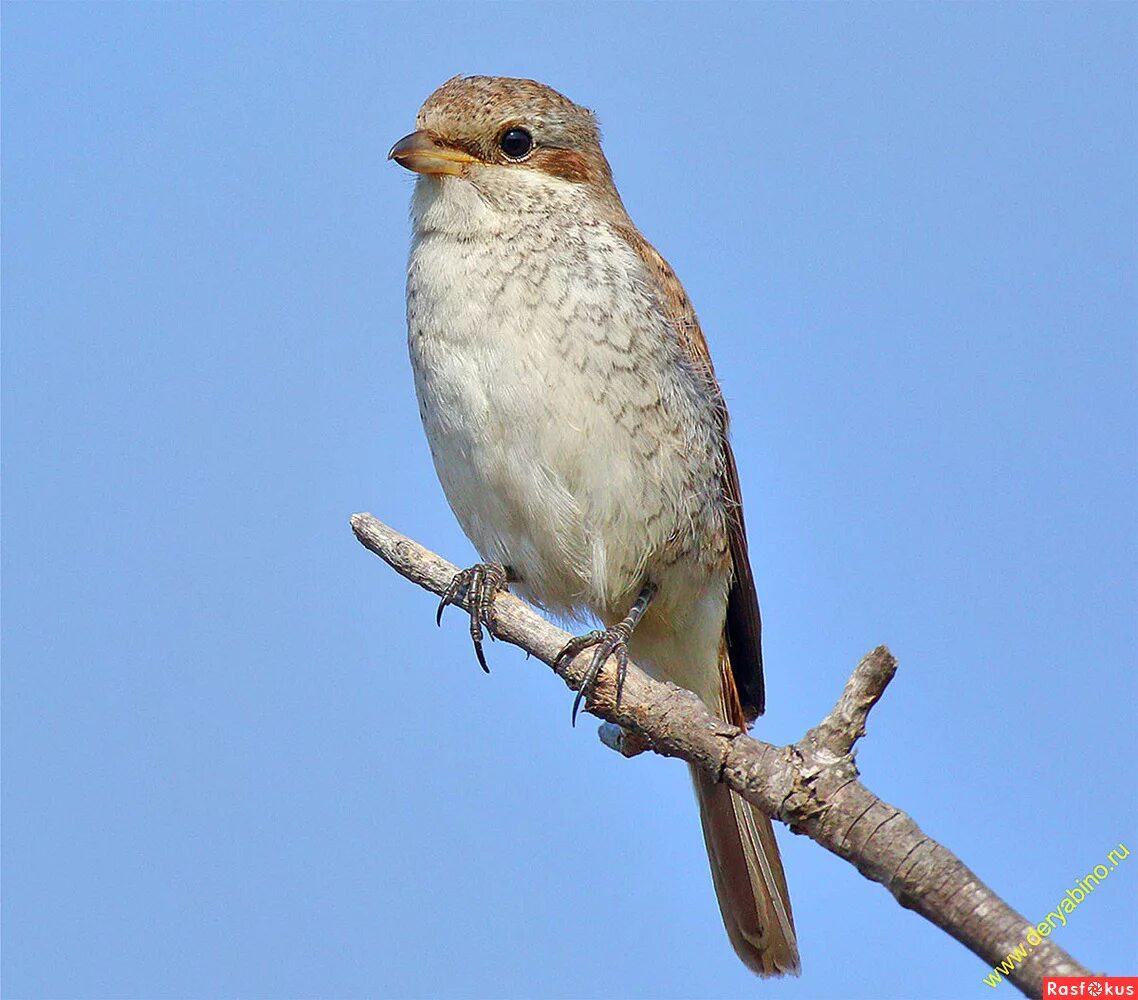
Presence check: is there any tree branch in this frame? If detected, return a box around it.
[351,512,1089,998]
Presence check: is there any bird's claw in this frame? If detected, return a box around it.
[436,562,508,673]
[554,622,633,726]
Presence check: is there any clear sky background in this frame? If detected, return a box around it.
[3,4,1135,999]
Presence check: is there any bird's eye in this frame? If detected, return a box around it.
[499,128,533,159]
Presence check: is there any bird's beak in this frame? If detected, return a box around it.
[388,130,477,176]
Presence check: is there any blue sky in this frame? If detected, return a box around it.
[3,4,1135,998]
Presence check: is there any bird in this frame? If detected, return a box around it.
[389,75,799,977]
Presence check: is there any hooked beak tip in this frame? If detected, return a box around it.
[389,131,477,176]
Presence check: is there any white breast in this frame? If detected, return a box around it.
[405,171,725,624]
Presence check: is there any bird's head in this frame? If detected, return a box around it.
[389,76,626,223]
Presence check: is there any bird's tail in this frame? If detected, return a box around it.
[689,642,800,976]
[690,766,800,976]
[628,609,799,975]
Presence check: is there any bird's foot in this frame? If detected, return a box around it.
[436,562,508,673]
[554,582,657,726]
[556,623,634,726]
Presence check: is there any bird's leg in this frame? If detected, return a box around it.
[436,562,512,673]
[555,582,657,726]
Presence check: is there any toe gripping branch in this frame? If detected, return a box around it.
[554,582,657,726]
[436,562,509,673]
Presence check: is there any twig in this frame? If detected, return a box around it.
[351,512,1090,998]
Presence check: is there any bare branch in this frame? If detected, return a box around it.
[351,512,1090,998]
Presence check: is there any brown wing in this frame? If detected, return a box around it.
[619,227,766,721]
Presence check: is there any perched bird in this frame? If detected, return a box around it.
[389,75,799,976]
